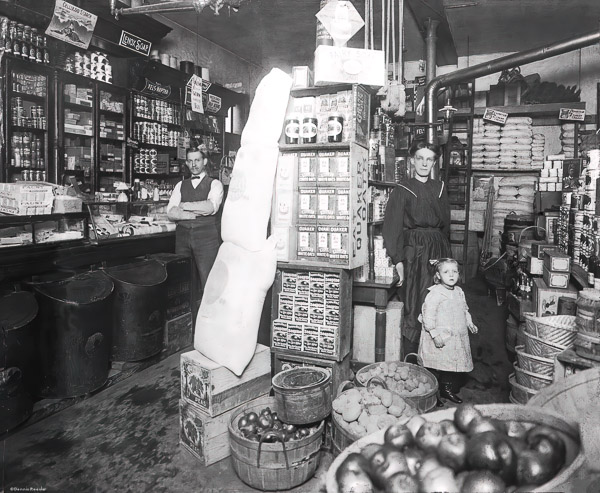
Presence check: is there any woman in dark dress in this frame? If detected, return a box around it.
[382,141,451,359]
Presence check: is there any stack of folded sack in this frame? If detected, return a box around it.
[531,133,545,169]
[560,123,582,158]
[470,117,535,169]
[498,117,533,169]
[489,175,538,256]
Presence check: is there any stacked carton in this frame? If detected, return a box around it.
[532,251,577,317]
[179,344,271,466]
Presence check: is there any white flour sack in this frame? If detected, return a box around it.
[194,238,277,375]
[221,144,280,251]
[241,68,292,146]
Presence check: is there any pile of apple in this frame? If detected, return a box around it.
[236,406,318,443]
[335,403,568,493]
[358,363,433,396]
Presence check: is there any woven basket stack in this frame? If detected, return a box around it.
[509,314,577,404]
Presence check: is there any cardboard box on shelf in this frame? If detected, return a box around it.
[297,224,317,258]
[542,265,570,289]
[532,278,577,317]
[314,46,385,87]
[180,344,271,417]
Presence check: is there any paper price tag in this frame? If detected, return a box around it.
[483,108,509,125]
[559,108,586,121]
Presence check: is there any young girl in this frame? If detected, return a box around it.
[418,258,478,404]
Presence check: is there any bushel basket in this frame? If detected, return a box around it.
[508,373,538,404]
[515,344,554,376]
[513,361,553,391]
[524,330,569,358]
[524,314,577,347]
[354,354,438,413]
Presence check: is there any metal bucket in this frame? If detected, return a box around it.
[31,271,113,398]
[104,259,167,362]
[31,271,114,398]
[0,291,38,432]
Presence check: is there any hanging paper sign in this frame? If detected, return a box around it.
[189,74,204,113]
[119,30,152,57]
[483,108,509,125]
[415,75,427,87]
[46,0,97,50]
[414,126,426,140]
[206,94,222,114]
[202,79,212,92]
[559,108,586,122]
[141,78,171,99]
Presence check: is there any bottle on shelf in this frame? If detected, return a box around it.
[133,178,141,201]
[153,185,160,202]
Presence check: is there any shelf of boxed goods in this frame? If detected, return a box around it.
[454,101,586,125]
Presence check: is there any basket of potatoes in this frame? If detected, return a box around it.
[330,378,417,456]
[355,354,438,413]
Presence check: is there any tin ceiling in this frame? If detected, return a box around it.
[143,1,598,69]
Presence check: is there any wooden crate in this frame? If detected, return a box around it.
[554,348,600,381]
[270,263,352,361]
[179,394,270,466]
[180,344,271,417]
[164,312,192,354]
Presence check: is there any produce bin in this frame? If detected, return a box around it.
[104,259,167,362]
[30,271,114,398]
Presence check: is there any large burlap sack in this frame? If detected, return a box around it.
[221,144,280,251]
[194,238,277,375]
[241,68,292,147]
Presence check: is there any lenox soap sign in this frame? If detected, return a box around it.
[119,30,151,57]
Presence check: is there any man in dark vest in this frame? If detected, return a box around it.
[167,145,224,300]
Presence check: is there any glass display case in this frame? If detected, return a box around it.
[97,83,128,193]
[2,57,52,183]
[58,70,95,194]
[86,200,175,242]
[0,212,87,248]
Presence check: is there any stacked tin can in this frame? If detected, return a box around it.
[0,17,49,64]
[64,51,112,83]
[11,98,46,129]
[133,121,180,147]
[133,94,180,125]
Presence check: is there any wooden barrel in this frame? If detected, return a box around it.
[228,397,324,491]
[576,289,600,334]
[272,367,331,425]
[325,404,584,493]
[574,331,600,362]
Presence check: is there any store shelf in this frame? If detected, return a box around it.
[368,180,397,187]
[136,143,177,150]
[99,108,125,117]
[455,102,585,118]
[290,83,378,98]
[12,91,46,102]
[133,172,176,177]
[280,142,350,151]
[98,169,125,174]
[64,130,93,137]
[133,115,181,126]
[98,136,125,143]
[368,220,384,226]
[11,125,47,133]
[471,168,541,173]
[64,100,94,111]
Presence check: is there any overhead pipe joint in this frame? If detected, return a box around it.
[425,28,600,145]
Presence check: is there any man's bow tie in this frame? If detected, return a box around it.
[191,175,202,179]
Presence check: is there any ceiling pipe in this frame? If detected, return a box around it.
[425,18,439,84]
[425,28,600,146]
[111,1,196,19]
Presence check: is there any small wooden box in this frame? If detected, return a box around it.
[526,255,544,276]
[532,278,577,317]
[543,265,570,289]
[179,394,270,466]
[164,312,192,354]
[531,243,560,260]
[543,251,571,273]
[180,344,271,416]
